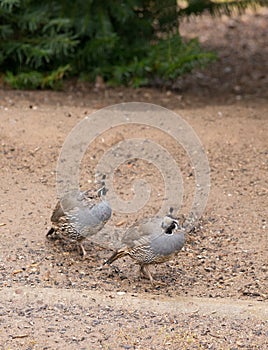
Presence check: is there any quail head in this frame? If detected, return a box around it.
[104,211,185,285]
[47,185,112,258]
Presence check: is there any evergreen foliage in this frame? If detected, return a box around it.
[0,0,265,89]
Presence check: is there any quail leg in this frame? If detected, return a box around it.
[140,265,166,286]
[140,265,155,285]
[77,242,87,260]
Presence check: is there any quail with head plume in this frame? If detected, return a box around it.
[47,184,112,258]
[104,210,185,285]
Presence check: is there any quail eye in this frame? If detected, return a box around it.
[173,221,179,229]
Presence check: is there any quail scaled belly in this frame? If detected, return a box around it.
[47,187,112,258]
[105,215,185,285]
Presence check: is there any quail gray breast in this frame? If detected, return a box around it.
[47,186,112,258]
[104,214,185,285]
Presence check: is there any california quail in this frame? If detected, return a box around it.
[47,185,112,258]
[104,212,185,285]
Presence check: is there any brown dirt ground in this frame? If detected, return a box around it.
[1,8,268,350]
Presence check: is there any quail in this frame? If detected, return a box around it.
[104,212,185,285]
[47,185,112,258]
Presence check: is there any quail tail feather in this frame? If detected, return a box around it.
[104,250,128,265]
[46,227,55,237]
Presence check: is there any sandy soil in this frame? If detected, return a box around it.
[1,8,268,350]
